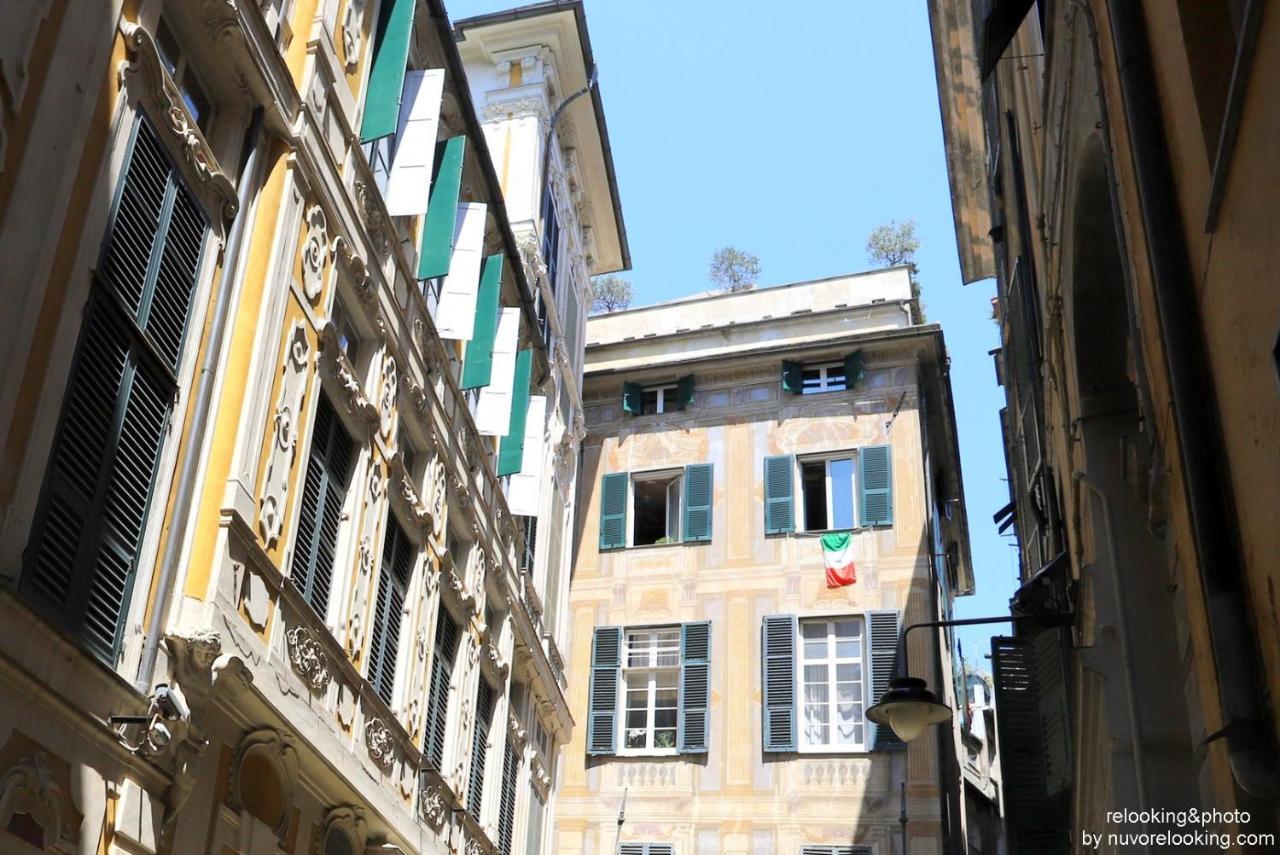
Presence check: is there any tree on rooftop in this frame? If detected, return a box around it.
[590,275,633,314]
[866,219,924,323]
[708,246,760,292]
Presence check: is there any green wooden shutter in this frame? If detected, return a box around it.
[843,351,865,388]
[598,473,628,550]
[781,360,804,394]
[622,381,643,415]
[867,610,903,749]
[497,733,520,854]
[763,455,795,535]
[367,519,414,704]
[417,136,466,279]
[859,444,893,526]
[424,607,458,770]
[359,0,415,141]
[678,621,711,753]
[467,678,495,818]
[497,349,533,475]
[460,254,504,389]
[22,117,208,664]
[675,374,695,410]
[761,614,797,752]
[290,395,354,616]
[587,626,622,755]
[682,463,713,542]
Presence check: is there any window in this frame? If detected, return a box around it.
[622,627,680,752]
[800,618,867,750]
[496,726,520,855]
[21,116,209,663]
[366,519,414,704]
[802,362,847,394]
[290,394,354,617]
[467,678,495,818]
[362,136,395,197]
[782,353,864,395]
[540,186,561,297]
[332,298,362,366]
[155,18,213,134]
[598,465,713,549]
[619,846,674,855]
[518,515,537,577]
[424,605,458,770]
[800,454,857,532]
[623,376,694,415]
[398,429,416,479]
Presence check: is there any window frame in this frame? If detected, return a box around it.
[797,615,870,754]
[796,450,859,534]
[800,361,848,395]
[627,468,684,547]
[640,384,679,415]
[619,625,682,756]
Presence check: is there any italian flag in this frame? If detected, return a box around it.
[821,532,857,588]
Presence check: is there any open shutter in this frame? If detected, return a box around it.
[383,69,445,215]
[859,444,893,526]
[588,626,622,755]
[460,254,503,389]
[761,614,797,752]
[433,201,487,338]
[867,610,903,749]
[475,308,520,434]
[467,678,495,818]
[367,519,414,704]
[678,621,711,753]
[622,382,642,415]
[424,607,458,770]
[417,136,467,279]
[682,463,713,542]
[359,0,415,141]
[675,374,695,410]
[598,473,628,550]
[781,360,804,394]
[497,349,533,475]
[496,734,520,854]
[763,455,795,535]
[505,395,546,515]
[843,351,865,388]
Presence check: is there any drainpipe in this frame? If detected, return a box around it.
[1104,2,1280,800]
[134,107,266,693]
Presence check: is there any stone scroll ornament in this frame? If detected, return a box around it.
[301,204,328,303]
[286,626,331,692]
[347,465,386,660]
[259,322,310,550]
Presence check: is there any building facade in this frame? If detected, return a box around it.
[0,0,623,852]
[556,270,976,855]
[930,0,1280,851]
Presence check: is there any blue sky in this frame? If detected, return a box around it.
[448,0,1019,665]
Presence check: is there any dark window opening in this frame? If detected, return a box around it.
[632,474,681,546]
[800,456,856,532]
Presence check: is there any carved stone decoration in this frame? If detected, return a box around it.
[285,626,331,692]
[348,465,386,659]
[301,204,328,303]
[418,784,446,827]
[506,711,526,753]
[229,729,298,837]
[258,322,310,549]
[518,233,548,288]
[466,837,488,855]
[339,0,368,71]
[529,754,553,799]
[315,805,366,855]
[424,454,448,547]
[379,353,398,439]
[353,179,392,259]
[332,235,375,304]
[317,321,378,430]
[483,637,509,683]
[0,742,80,851]
[364,717,396,770]
[392,455,431,536]
[464,548,487,609]
[117,20,238,234]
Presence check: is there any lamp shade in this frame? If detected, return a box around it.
[865,676,953,741]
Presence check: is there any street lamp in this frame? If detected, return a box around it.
[865,613,1072,742]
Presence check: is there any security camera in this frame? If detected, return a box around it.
[153,684,190,722]
[147,719,173,750]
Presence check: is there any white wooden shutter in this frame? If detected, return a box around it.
[434,202,487,339]
[383,69,445,216]
[474,308,520,434]
[506,395,547,515]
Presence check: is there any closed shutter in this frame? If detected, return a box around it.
[843,351,865,388]
[587,626,622,755]
[383,69,445,215]
[367,518,414,704]
[763,455,795,535]
[678,621,711,753]
[621,382,642,415]
[761,614,797,752]
[496,734,520,854]
[359,0,415,142]
[497,349,533,475]
[23,116,208,664]
[460,254,504,389]
[781,360,803,394]
[467,678,495,818]
[433,200,487,338]
[598,473,628,550]
[417,137,467,280]
[858,444,893,527]
[867,610,903,749]
[424,607,458,770]
[290,395,354,617]
[675,374,695,410]
[681,463,713,543]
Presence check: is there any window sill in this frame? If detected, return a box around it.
[606,541,709,552]
[617,748,680,758]
[793,745,873,756]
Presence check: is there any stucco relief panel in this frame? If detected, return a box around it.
[346,457,387,662]
[258,321,311,551]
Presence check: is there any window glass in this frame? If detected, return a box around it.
[829,458,855,529]
[801,362,848,395]
[155,18,213,134]
[800,455,856,532]
[800,618,866,749]
[801,461,827,531]
[623,628,680,752]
